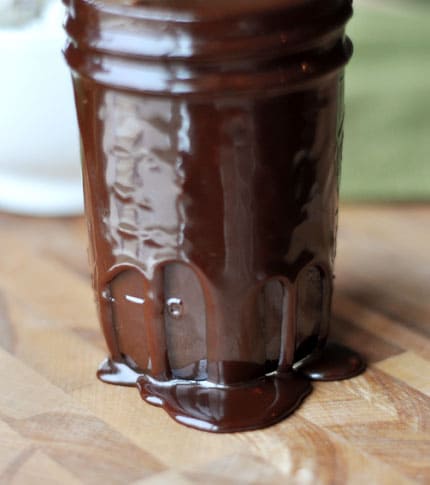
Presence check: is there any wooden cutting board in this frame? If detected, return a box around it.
[0,204,429,484]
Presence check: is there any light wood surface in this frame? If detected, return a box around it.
[0,204,429,484]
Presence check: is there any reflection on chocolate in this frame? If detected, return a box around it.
[64,0,365,432]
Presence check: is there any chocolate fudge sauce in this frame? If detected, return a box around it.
[64,0,365,432]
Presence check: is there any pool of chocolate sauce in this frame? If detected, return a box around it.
[64,0,365,432]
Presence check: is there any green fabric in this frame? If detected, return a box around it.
[341,3,430,200]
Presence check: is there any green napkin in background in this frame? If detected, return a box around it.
[341,2,430,200]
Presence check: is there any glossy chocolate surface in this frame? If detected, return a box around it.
[64,0,365,432]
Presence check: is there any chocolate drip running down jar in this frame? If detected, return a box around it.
[64,0,365,432]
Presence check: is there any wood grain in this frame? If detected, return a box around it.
[0,205,429,484]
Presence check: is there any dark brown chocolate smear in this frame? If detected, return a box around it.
[65,0,365,433]
[98,359,312,432]
[295,342,367,381]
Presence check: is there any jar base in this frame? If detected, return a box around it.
[97,358,312,433]
[97,342,365,433]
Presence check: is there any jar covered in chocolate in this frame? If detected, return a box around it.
[64,0,365,432]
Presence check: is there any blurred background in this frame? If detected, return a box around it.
[343,0,430,200]
[0,0,428,216]
[0,0,82,216]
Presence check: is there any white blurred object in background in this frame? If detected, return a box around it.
[0,0,83,216]
[0,0,45,26]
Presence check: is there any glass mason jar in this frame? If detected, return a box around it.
[64,0,364,432]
